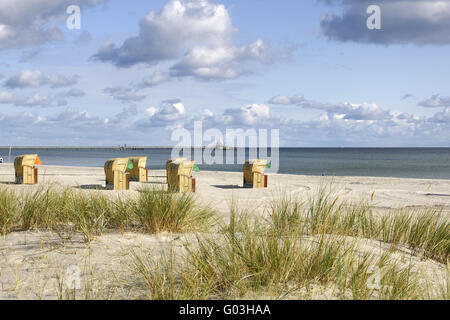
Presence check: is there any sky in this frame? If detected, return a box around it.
[0,0,449,147]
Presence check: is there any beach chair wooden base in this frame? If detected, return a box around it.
[167,176,196,193]
[16,166,38,185]
[113,171,130,190]
[169,175,196,193]
[243,173,268,189]
[139,168,148,183]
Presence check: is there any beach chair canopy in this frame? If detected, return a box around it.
[104,158,130,184]
[167,159,194,177]
[244,159,268,173]
[166,158,187,171]
[243,159,268,185]
[127,156,147,176]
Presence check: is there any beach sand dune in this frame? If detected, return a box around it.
[0,164,449,299]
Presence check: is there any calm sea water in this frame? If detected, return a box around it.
[1,148,449,179]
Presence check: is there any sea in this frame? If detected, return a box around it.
[0,147,449,180]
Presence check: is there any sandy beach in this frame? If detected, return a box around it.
[2,163,450,216]
[0,163,449,299]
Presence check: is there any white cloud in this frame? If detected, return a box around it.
[320,0,450,45]
[103,86,146,103]
[21,93,53,107]
[0,90,54,107]
[429,107,450,123]
[172,39,271,80]
[139,71,170,88]
[419,94,450,108]
[0,0,106,50]
[202,108,214,118]
[269,94,304,105]
[2,97,450,146]
[146,107,158,117]
[138,99,186,128]
[93,0,273,80]
[4,70,78,89]
[212,104,272,126]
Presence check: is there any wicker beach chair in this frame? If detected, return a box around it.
[104,158,130,190]
[166,159,196,193]
[127,156,148,183]
[243,159,268,189]
[14,154,42,185]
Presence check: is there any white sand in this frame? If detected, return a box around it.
[1,163,450,217]
[0,163,449,299]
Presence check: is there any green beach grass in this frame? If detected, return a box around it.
[0,184,215,241]
[0,184,448,300]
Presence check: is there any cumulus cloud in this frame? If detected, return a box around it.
[0,90,54,107]
[269,94,304,105]
[0,0,107,50]
[137,99,186,128]
[0,107,154,145]
[268,93,392,121]
[221,104,271,126]
[419,94,450,108]
[320,0,450,45]
[171,39,271,80]
[103,86,146,103]
[300,100,392,121]
[429,107,450,123]
[4,70,78,89]
[2,97,450,146]
[138,71,170,88]
[93,0,272,80]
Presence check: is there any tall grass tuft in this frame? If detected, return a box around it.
[269,187,449,264]
[134,187,215,234]
[380,209,449,263]
[0,187,18,235]
[0,184,215,241]
[133,208,424,300]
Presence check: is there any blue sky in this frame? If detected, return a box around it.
[0,0,450,147]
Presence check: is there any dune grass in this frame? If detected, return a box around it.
[1,183,448,300]
[0,187,17,235]
[131,188,447,300]
[134,187,214,234]
[132,206,424,300]
[269,188,449,264]
[0,184,215,241]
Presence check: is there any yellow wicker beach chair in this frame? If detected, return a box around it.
[14,154,42,185]
[127,156,148,182]
[166,158,187,176]
[243,159,268,189]
[166,159,196,193]
[104,158,130,190]
[166,158,187,183]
